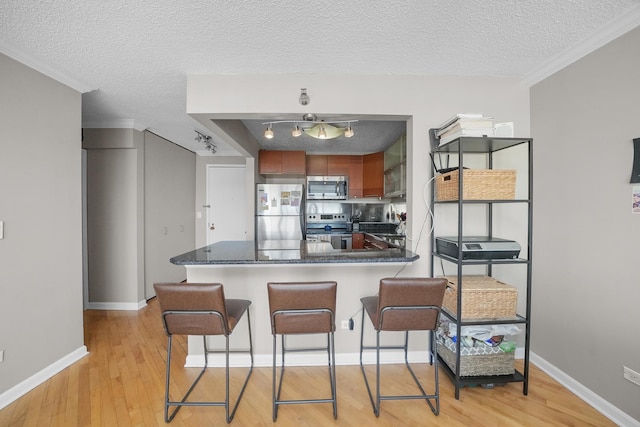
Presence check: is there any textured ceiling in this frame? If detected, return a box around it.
[1,0,639,155]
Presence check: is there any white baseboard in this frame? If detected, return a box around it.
[86,299,147,311]
[0,346,89,411]
[530,352,639,427]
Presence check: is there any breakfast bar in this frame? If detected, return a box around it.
[170,239,419,265]
[170,239,422,367]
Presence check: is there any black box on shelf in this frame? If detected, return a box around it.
[435,236,521,260]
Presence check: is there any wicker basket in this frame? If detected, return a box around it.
[442,275,517,319]
[435,169,516,201]
[436,330,515,376]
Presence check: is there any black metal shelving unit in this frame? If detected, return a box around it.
[429,136,533,399]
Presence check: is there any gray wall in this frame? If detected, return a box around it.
[83,129,197,305]
[531,26,640,420]
[0,54,84,393]
[83,128,145,306]
[144,132,196,296]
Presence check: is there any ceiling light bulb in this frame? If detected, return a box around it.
[291,124,302,137]
[318,124,327,139]
[344,124,354,138]
[264,124,274,139]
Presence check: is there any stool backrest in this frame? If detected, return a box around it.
[267,281,337,335]
[154,282,230,336]
[375,277,447,331]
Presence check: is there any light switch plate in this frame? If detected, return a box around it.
[0,221,4,239]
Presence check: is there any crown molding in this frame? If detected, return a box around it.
[0,39,95,93]
[522,4,640,87]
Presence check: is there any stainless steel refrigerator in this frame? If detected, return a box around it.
[256,184,305,246]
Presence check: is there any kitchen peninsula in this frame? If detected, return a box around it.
[170,239,418,265]
[170,239,421,367]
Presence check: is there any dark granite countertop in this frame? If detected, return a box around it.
[170,240,419,265]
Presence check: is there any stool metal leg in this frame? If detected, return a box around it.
[272,320,338,420]
[164,335,210,423]
[163,310,254,424]
[359,307,441,417]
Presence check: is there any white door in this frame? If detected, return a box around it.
[206,165,247,244]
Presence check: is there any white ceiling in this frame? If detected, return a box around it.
[2,1,639,156]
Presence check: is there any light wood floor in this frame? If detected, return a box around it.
[0,298,615,426]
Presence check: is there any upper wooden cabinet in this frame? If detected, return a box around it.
[362,152,384,197]
[306,155,328,175]
[347,156,363,198]
[282,151,306,174]
[307,154,355,176]
[327,155,351,175]
[259,150,306,175]
[307,154,365,198]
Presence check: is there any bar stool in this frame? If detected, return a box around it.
[153,282,253,423]
[359,277,447,416]
[267,281,338,421]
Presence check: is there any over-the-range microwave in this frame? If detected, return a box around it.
[306,176,348,200]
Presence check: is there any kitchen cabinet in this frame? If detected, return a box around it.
[259,150,306,175]
[306,155,328,175]
[348,156,363,198]
[430,136,532,400]
[362,152,384,197]
[384,135,406,198]
[384,135,405,170]
[307,155,352,176]
[352,233,364,249]
[327,155,350,175]
[306,155,364,198]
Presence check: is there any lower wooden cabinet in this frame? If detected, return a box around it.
[352,233,364,249]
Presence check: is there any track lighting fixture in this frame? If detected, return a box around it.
[344,122,354,138]
[261,115,357,140]
[264,123,274,139]
[194,130,217,154]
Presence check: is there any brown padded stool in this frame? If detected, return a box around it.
[359,277,447,417]
[154,282,253,423]
[267,281,338,421]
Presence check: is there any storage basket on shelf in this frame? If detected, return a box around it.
[435,169,516,201]
[435,329,515,376]
[442,275,518,319]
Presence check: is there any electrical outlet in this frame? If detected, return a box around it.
[624,366,640,387]
[341,320,349,330]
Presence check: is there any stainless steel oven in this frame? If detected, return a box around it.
[305,213,351,249]
[306,176,348,200]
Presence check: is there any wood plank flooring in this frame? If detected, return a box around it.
[0,298,616,426]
